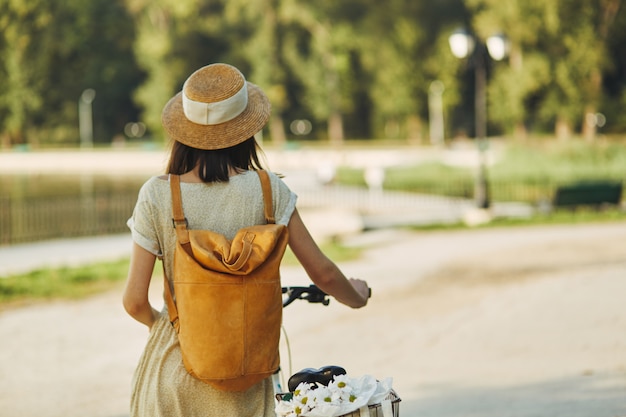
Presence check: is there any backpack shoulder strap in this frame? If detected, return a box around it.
[257,170,276,224]
[164,174,187,330]
[170,174,190,244]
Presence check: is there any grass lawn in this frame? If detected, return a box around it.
[337,139,626,203]
[0,258,131,308]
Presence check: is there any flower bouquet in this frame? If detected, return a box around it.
[275,374,400,417]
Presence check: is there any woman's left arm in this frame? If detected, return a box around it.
[123,242,159,328]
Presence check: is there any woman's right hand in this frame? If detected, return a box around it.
[348,278,370,308]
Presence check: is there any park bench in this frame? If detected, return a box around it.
[553,181,623,209]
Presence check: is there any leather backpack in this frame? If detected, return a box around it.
[163,170,288,391]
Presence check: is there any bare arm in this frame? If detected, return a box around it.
[123,242,160,328]
[287,208,369,308]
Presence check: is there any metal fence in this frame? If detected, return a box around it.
[0,193,137,245]
[1,184,474,245]
[1,179,623,246]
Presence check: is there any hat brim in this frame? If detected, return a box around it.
[161,82,271,150]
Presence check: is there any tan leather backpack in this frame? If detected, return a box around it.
[164,170,288,391]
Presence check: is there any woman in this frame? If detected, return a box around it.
[123,63,370,416]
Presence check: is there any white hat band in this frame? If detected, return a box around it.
[182,81,248,125]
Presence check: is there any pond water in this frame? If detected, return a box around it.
[0,173,148,198]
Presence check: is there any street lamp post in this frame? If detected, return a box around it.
[449,29,507,209]
[428,80,446,146]
[79,88,96,149]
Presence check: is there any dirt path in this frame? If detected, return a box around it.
[1,223,626,417]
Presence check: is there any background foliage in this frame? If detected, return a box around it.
[0,0,624,147]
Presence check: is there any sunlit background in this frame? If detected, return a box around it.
[1,1,625,416]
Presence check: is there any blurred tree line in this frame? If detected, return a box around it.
[0,0,624,147]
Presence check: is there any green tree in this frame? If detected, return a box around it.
[52,0,142,144]
[281,0,374,143]
[467,0,623,139]
[0,0,142,147]
[224,0,290,145]
[4,0,625,146]
[125,0,185,139]
[466,0,557,138]
[0,0,50,147]
[360,3,426,141]
[603,0,626,133]
[570,0,621,140]
[538,0,622,139]
[126,0,242,140]
[357,0,467,142]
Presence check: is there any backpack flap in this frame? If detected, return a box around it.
[188,224,288,275]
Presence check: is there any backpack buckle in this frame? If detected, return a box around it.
[172,218,189,228]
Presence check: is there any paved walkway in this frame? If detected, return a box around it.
[0,234,133,277]
[1,222,625,417]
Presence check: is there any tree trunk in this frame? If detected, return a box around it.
[1,134,11,149]
[328,111,344,146]
[581,0,619,141]
[509,45,528,139]
[514,122,527,140]
[269,115,286,147]
[555,116,572,140]
[582,106,597,142]
[406,114,422,145]
[582,68,602,141]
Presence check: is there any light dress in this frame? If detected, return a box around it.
[127,170,297,417]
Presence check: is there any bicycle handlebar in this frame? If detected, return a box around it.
[282,285,330,307]
[281,285,372,307]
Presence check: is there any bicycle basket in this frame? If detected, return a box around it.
[276,389,400,417]
[340,389,400,417]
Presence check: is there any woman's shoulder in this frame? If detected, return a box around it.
[254,170,293,194]
[137,175,170,199]
[235,169,285,185]
[266,170,293,193]
[139,175,168,188]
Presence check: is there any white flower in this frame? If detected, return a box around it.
[327,374,357,403]
[275,382,315,417]
[275,374,394,417]
[275,400,298,417]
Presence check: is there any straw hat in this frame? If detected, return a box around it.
[161,63,271,150]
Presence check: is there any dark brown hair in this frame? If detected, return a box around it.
[166,137,266,182]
